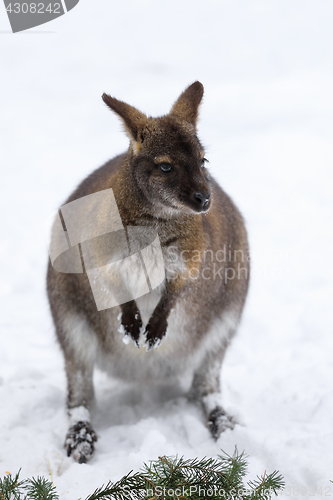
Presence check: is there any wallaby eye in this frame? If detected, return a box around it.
[159,162,173,173]
[201,158,209,168]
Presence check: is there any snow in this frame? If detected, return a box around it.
[1,0,333,497]
[68,406,90,426]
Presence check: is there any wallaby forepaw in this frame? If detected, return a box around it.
[65,421,97,463]
[119,304,143,347]
[144,317,167,352]
[207,406,235,440]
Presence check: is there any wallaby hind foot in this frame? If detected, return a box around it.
[65,420,97,463]
[207,407,235,440]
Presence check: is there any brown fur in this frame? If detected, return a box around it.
[47,82,250,462]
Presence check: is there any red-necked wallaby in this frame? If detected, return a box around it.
[47,82,250,463]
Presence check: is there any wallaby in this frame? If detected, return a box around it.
[47,81,250,463]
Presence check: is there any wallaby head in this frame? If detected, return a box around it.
[102,81,211,217]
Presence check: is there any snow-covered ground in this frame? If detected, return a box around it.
[1,0,333,497]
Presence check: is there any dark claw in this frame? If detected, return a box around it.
[145,336,158,352]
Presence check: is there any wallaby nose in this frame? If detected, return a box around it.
[192,191,211,210]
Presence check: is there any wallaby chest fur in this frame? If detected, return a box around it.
[46,82,249,463]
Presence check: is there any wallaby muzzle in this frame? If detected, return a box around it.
[191,190,211,212]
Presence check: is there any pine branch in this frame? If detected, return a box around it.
[86,449,284,500]
[0,471,24,500]
[0,449,284,500]
[248,470,285,500]
[24,477,59,500]
[86,473,147,500]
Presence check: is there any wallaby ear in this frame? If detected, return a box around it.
[169,81,204,127]
[102,93,147,142]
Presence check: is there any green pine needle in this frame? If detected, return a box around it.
[24,477,59,500]
[0,470,24,500]
[86,448,284,500]
[0,449,285,500]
